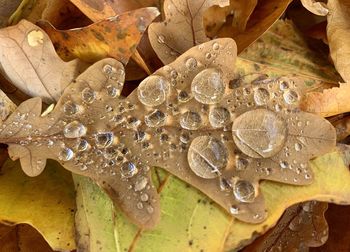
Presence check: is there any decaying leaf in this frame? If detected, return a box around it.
[301,83,350,117]
[242,201,328,251]
[301,0,329,16]
[327,0,350,82]
[148,0,230,64]
[38,7,159,64]
[0,19,87,104]
[0,38,336,228]
[204,0,258,37]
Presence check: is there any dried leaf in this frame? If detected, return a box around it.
[148,0,230,64]
[0,20,87,104]
[301,0,329,16]
[38,7,160,64]
[0,159,76,251]
[0,38,336,228]
[301,83,350,117]
[204,0,258,37]
[0,89,16,121]
[242,201,328,251]
[327,0,350,82]
[333,115,350,141]
[0,0,22,27]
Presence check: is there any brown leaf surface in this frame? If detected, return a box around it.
[0,19,88,104]
[0,38,336,229]
[0,224,55,252]
[148,0,230,64]
[38,7,160,64]
[327,0,350,82]
[300,83,350,117]
[242,201,328,251]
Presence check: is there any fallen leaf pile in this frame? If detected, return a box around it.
[0,0,349,251]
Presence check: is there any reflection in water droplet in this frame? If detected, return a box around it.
[283,90,299,104]
[253,87,270,105]
[209,107,230,128]
[134,176,148,191]
[180,111,202,130]
[59,147,74,161]
[145,110,166,127]
[137,75,170,107]
[63,121,87,138]
[191,68,225,104]
[63,101,78,115]
[185,57,197,70]
[233,180,256,202]
[232,109,287,158]
[95,132,114,148]
[81,87,96,104]
[120,161,138,178]
[187,136,228,179]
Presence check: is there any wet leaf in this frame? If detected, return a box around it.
[301,0,329,16]
[0,39,336,228]
[242,201,329,251]
[0,19,87,104]
[204,0,258,37]
[327,0,350,82]
[224,147,350,250]
[38,7,160,64]
[148,0,230,64]
[0,159,76,251]
[300,84,350,117]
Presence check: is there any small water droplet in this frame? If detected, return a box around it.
[191,68,225,104]
[58,147,74,161]
[185,57,197,70]
[230,205,239,215]
[107,85,119,98]
[279,80,289,90]
[212,42,220,50]
[188,136,228,179]
[95,132,114,148]
[295,142,302,151]
[180,111,202,130]
[280,160,289,169]
[137,75,170,107]
[134,176,148,191]
[63,101,78,115]
[209,107,230,128]
[63,121,87,138]
[145,110,166,127]
[283,90,299,104]
[233,180,256,202]
[81,87,96,104]
[76,139,89,152]
[103,64,116,74]
[253,87,270,105]
[140,193,149,202]
[178,90,191,103]
[120,161,138,178]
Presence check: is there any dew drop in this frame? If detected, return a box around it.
[187,136,228,179]
[95,132,114,148]
[191,68,225,104]
[58,147,74,161]
[63,101,78,115]
[253,87,270,105]
[295,142,302,151]
[103,64,116,74]
[180,111,202,130]
[185,57,197,70]
[230,206,239,215]
[233,180,256,203]
[120,161,138,178]
[212,42,220,50]
[134,176,148,191]
[178,90,191,103]
[63,121,87,138]
[235,157,248,170]
[81,87,96,104]
[283,90,299,104]
[280,160,289,169]
[209,107,230,128]
[145,110,167,127]
[107,85,119,98]
[140,193,149,202]
[279,80,289,90]
[76,139,89,152]
[137,75,170,107]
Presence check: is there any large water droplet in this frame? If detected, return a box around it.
[145,110,166,127]
[283,90,299,104]
[253,87,270,105]
[180,111,202,130]
[58,147,74,161]
[81,87,96,104]
[209,107,230,128]
[95,132,114,148]
[63,101,78,115]
[137,75,170,107]
[187,136,228,179]
[120,161,138,178]
[63,121,87,138]
[191,68,225,104]
[233,180,256,202]
[232,109,287,158]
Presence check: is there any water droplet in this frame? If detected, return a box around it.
[235,157,248,170]
[180,132,190,144]
[283,90,299,104]
[233,180,256,202]
[191,68,225,104]
[157,34,165,44]
[232,109,287,158]
[180,111,202,130]
[63,101,78,115]
[63,121,87,138]
[205,52,212,59]
[280,160,289,169]
[185,57,197,70]
[279,80,289,90]
[137,75,170,107]
[295,142,302,151]
[95,132,114,148]
[209,107,230,128]
[219,178,232,191]
[145,110,166,127]
[58,147,74,161]
[230,206,239,214]
[134,176,148,191]
[104,146,119,159]
[81,87,96,104]
[147,206,154,213]
[137,202,143,209]
[140,193,149,201]
[187,136,228,179]
[107,85,119,98]
[120,161,138,178]
[134,131,146,142]
[212,42,220,50]
[103,64,116,74]
[253,87,270,105]
[170,70,178,79]
[178,90,191,103]
[76,139,89,152]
